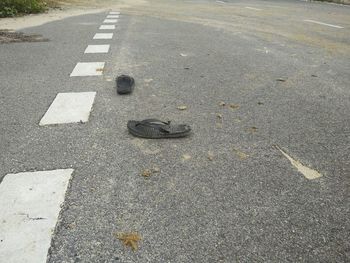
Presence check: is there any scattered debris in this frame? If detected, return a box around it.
[182,154,191,161]
[180,53,188,57]
[96,68,104,72]
[144,78,153,83]
[219,101,226,106]
[311,74,318,77]
[184,67,190,70]
[152,166,160,173]
[233,148,249,160]
[141,169,152,177]
[208,151,214,161]
[216,113,223,128]
[0,29,49,44]
[274,145,322,180]
[276,78,287,82]
[141,167,160,178]
[257,102,264,105]
[116,232,141,251]
[248,127,258,132]
[177,105,188,110]
[229,104,239,110]
[67,222,76,229]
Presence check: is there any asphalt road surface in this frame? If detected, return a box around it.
[0,0,349,262]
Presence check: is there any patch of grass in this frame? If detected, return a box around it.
[0,0,47,18]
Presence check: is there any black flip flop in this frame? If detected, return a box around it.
[116,75,135,94]
[127,119,191,139]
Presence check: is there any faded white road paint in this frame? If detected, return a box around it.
[85,45,110,53]
[103,19,118,23]
[70,62,105,77]
[245,6,262,11]
[107,15,119,18]
[99,25,115,30]
[275,145,322,180]
[109,11,120,15]
[93,33,113,39]
[216,1,226,4]
[39,92,96,125]
[304,19,344,29]
[0,169,74,263]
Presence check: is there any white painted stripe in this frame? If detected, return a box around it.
[40,92,96,125]
[0,169,73,263]
[216,0,225,3]
[99,25,116,30]
[103,19,118,23]
[303,19,344,29]
[93,33,113,39]
[70,62,105,77]
[245,6,262,11]
[109,11,120,15]
[107,15,119,18]
[85,44,110,54]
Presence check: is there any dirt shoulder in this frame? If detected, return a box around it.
[0,0,146,30]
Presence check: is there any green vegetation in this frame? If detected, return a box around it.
[0,0,46,18]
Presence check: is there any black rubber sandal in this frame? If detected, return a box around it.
[127,119,191,139]
[116,75,135,94]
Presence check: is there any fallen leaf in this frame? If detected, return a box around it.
[208,151,214,161]
[311,74,317,77]
[183,154,191,160]
[177,105,187,110]
[219,101,226,106]
[257,102,264,105]
[116,232,141,251]
[229,104,239,109]
[216,113,223,119]
[152,166,160,173]
[276,78,287,82]
[233,148,249,160]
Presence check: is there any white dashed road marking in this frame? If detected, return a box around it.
[0,169,74,263]
[39,92,96,125]
[70,62,105,77]
[245,6,262,11]
[85,44,110,54]
[216,0,225,3]
[99,25,115,30]
[275,145,323,180]
[103,19,118,23]
[93,33,113,39]
[109,11,120,15]
[107,15,119,18]
[303,19,344,29]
